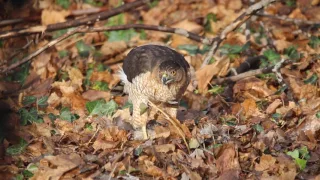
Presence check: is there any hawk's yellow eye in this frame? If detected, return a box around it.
[170,70,176,76]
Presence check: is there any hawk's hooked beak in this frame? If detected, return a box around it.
[161,73,174,85]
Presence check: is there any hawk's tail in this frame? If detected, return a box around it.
[117,66,129,84]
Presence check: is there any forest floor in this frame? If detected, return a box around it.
[0,0,320,179]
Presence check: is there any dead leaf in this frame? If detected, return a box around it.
[266,99,282,114]
[82,90,111,101]
[255,154,276,171]
[196,56,230,93]
[216,143,240,178]
[31,153,83,180]
[154,144,175,153]
[41,9,70,25]
[93,127,127,151]
[100,41,127,56]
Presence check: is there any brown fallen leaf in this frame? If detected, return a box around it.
[216,143,240,179]
[100,41,127,56]
[154,144,175,153]
[41,9,70,25]
[67,67,84,90]
[93,126,127,151]
[196,56,230,93]
[90,70,113,83]
[266,99,282,114]
[31,153,83,180]
[82,90,111,101]
[255,154,276,171]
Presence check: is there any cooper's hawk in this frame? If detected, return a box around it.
[119,45,191,139]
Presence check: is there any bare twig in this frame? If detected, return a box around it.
[256,12,320,26]
[212,66,274,84]
[1,27,83,73]
[0,23,210,73]
[0,0,156,40]
[201,0,276,68]
[78,24,212,44]
[211,59,290,84]
[1,40,34,67]
[259,21,277,51]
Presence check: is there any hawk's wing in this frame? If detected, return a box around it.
[123,45,189,83]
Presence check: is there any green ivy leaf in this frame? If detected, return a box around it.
[48,113,57,121]
[22,170,33,178]
[37,96,49,108]
[177,44,199,55]
[52,29,68,39]
[253,124,264,133]
[123,101,133,113]
[261,49,280,67]
[208,85,224,95]
[204,13,217,32]
[76,40,94,57]
[86,99,118,116]
[15,174,24,180]
[304,74,318,85]
[10,62,30,84]
[22,96,36,106]
[287,149,299,159]
[85,123,93,131]
[60,107,79,122]
[295,158,307,170]
[19,108,43,125]
[284,46,300,60]
[55,0,70,9]
[92,81,109,91]
[6,138,28,155]
[58,50,69,58]
[84,0,103,7]
[107,29,138,42]
[139,29,147,40]
[308,36,320,49]
[134,146,143,156]
[299,146,310,160]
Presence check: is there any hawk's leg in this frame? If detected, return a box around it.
[165,104,178,119]
[131,98,149,140]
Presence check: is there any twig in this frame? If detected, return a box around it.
[0,0,157,40]
[78,24,212,44]
[147,100,190,153]
[211,59,290,84]
[201,0,276,68]
[0,23,211,73]
[259,21,277,51]
[1,40,34,67]
[1,27,83,74]
[212,66,274,84]
[256,12,320,26]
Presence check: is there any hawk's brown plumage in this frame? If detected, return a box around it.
[119,45,191,139]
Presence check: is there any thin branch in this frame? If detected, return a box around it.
[201,0,277,68]
[256,12,320,26]
[212,66,274,84]
[0,0,156,40]
[211,59,290,84]
[0,23,211,73]
[1,27,83,74]
[79,24,212,44]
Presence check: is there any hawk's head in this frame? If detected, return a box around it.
[158,60,185,85]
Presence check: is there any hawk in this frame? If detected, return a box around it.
[119,45,191,139]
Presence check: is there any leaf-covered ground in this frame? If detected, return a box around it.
[0,0,320,179]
